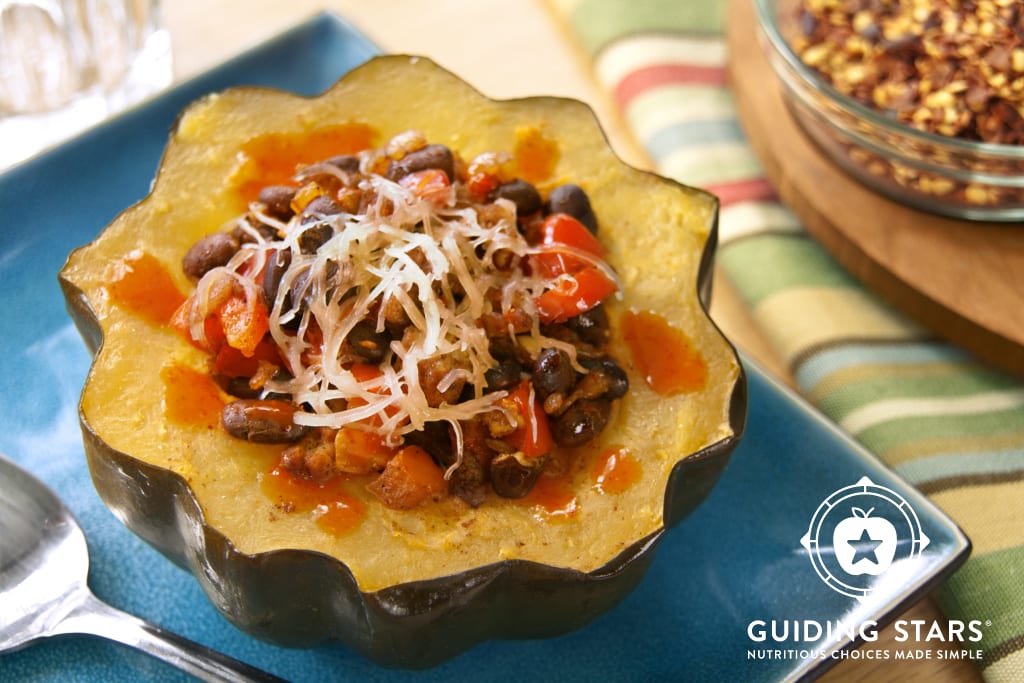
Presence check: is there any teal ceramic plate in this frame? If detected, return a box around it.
[0,12,968,682]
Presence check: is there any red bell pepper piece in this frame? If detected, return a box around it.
[533,212,605,277]
[535,267,618,324]
[507,380,554,458]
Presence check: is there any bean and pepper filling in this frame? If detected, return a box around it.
[173,130,627,509]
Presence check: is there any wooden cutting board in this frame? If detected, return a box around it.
[726,0,1024,377]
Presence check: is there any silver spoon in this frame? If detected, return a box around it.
[0,452,287,682]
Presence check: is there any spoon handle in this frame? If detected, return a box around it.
[49,588,288,682]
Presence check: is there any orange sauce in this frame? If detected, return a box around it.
[105,250,186,326]
[520,471,578,519]
[514,126,559,183]
[160,363,226,428]
[232,122,379,201]
[262,464,367,536]
[315,498,368,536]
[592,446,641,495]
[621,310,707,396]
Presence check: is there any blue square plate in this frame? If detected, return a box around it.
[0,12,968,682]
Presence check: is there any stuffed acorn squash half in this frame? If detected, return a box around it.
[59,55,746,667]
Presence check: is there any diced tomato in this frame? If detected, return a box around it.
[398,169,451,206]
[169,273,270,357]
[170,296,194,341]
[170,296,225,353]
[533,212,605,277]
[218,294,270,357]
[507,380,554,458]
[467,172,500,200]
[214,336,281,378]
[535,267,618,324]
[349,362,383,383]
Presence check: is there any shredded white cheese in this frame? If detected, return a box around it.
[183,156,620,464]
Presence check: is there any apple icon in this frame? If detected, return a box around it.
[832,507,898,576]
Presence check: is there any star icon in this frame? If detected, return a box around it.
[850,529,883,564]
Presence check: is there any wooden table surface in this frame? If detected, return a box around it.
[162,2,979,680]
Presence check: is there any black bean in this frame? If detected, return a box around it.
[348,319,388,363]
[297,197,341,253]
[297,223,333,255]
[550,399,611,447]
[263,249,291,305]
[386,144,455,182]
[218,376,261,399]
[288,269,312,313]
[293,261,346,309]
[449,455,488,508]
[222,399,309,443]
[580,357,629,399]
[258,185,297,221]
[264,251,305,330]
[232,216,278,243]
[566,303,610,346]
[302,195,343,217]
[322,260,350,303]
[492,179,542,217]
[489,337,516,359]
[532,348,576,398]
[548,183,598,234]
[485,357,522,391]
[490,452,545,499]
[182,232,239,279]
[298,225,333,254]
[218,376,291,401]
[325,154,360,174]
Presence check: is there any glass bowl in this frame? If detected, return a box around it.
[753,0,1024,222]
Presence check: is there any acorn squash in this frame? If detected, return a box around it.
[59,55,746,667]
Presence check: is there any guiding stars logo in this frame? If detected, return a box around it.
[801,476,930,600]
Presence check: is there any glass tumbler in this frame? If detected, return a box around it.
[0,0,172,170]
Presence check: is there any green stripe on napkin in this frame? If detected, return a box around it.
[718,236,860,306]
[559,0,724,54]
[549,0,1024,679]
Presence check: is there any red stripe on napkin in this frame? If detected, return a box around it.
[702,177,778,207]
[613,63,727,110]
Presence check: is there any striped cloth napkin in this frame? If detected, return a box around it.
[546,0,1024,680]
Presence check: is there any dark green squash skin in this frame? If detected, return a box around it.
[58,58,747,668]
